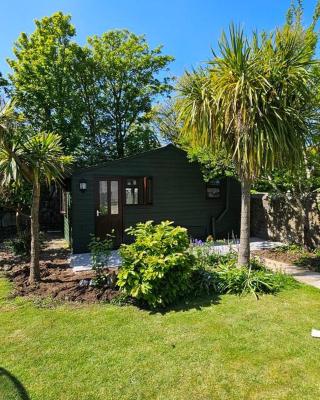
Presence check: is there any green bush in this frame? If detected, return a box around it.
[190,241,236,269]
[117,221,195,308]
[192,247,296,299]
[4,230,33,256]
[88,234,113,287]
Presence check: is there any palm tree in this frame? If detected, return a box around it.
[177,23,316,265]
[0,102,72,283]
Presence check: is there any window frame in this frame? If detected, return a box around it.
[206,180,221,200]
[124,176,153,206]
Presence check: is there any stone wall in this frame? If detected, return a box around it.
[251,193,320,248]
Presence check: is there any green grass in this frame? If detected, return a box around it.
[1,277,320,400]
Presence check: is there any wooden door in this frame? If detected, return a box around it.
[95,177,122,247]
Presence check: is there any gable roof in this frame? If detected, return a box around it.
[71,144,185,176]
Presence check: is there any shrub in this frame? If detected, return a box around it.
[190,268,220,296]
[3,229,41,256]
[117,221,195,308]
[88,234,113,287]
[274,244,305,254]
[190,240,237,269]
[191,244,296,299]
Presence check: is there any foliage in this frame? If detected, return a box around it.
[117,221,195,308]
[152,99,181,144]
[0,101,73,282]
[109,291,132,306]
[74,30,173,163]
[178,22,316,181]
[4,230,45,256]
[189,240,236,269]
[88,234,114,287]
[8,12,83,153]
[4,230,31,256]
[215,262,295,299]
[190,245,296,298]
[0,181,32,224]
[0,72,9,98]
[252,146,320,194]
[176,6,319,265]
[274,244,305,254]
[8,12,174,165]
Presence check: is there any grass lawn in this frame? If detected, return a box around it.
[1,277,320,400]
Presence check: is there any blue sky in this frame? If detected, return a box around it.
[1,0,318,78]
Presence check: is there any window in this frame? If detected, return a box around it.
[110,180,119,214]
[206,180,221,199]
[125,177,153,205]
[99,180,108,215]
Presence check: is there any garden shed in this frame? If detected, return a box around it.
[62,144,241,253]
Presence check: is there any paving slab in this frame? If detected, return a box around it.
[70,250,121,272]
[260,257,320,289]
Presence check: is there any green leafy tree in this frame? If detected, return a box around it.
[8,12,84,153]
[78,30,173,161]
[177,17,317,265]
[8,14,174,165]
[0,102,72,283]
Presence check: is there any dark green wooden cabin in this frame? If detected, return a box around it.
[63,145,241,253]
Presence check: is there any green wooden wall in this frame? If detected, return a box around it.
[67,145,241,253]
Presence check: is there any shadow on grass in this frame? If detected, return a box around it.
[0,367,30,400]
[147,293,221,315]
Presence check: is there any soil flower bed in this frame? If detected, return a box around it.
[0,234,119,303]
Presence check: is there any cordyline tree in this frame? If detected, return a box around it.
[0,102,72,283]
[177,16,318,265]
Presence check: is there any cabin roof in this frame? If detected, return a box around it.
[71,144,184,176]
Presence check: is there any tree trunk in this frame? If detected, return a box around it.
[238,177,251,266]
[29,179,41,284]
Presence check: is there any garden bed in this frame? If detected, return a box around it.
[0,234,120,303]
[253,245,320,272]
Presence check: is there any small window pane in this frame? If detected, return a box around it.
[126,187,139,205]
[207,187,220,199]
[110,180,119,214]
[126,179,137,186]
[99,181,108,215]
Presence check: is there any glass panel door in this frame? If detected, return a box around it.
[99,181,108,215]
[110,180,119,215]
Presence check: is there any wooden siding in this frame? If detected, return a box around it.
[69,145,241,253]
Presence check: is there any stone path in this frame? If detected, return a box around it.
[261,257,320,289]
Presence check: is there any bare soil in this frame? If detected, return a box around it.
[0,234,120,303]
[253,248,320,272]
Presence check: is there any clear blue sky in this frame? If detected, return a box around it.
[1,0,318,79]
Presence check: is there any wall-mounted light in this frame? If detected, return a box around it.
[79,179,87,192]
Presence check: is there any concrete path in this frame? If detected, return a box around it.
[261,257,320,289]
[208,237,283,255]
[70,250,121,272]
